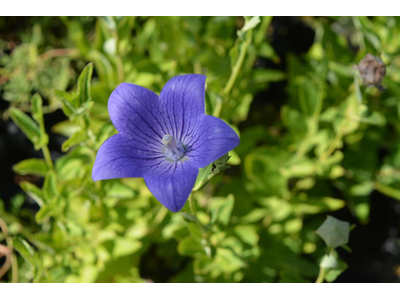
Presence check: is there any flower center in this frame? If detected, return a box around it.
[162,135,185,161]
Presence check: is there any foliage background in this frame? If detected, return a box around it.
[1,16,400,283]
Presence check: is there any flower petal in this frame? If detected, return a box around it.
[108,83,167,148]
[92,133,164,181]
[159,74,206,143]
[144,161,199,212]
[186,115,240,168]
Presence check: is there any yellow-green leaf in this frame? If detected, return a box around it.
[76,62,93,107]
[43,171,58,201]
[9,107,41,150]
[13,158,48,177]
[62,130,88,152]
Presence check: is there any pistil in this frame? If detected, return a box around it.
[162,135,185,161]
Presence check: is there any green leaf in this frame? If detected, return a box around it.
[193,163,213,191]
[61,130,88,152]
[95,123,117,150]
[43,171,58,201]
[35,205,55,223]
[281,106,307,136]
[214,153,230,168]
[209,194,235,226]
[298,77,324,118]
[241,16,261,33]
[20,181,45,207]
[325,260,347,282]
[316,216,350,248]
[111,238,142,258]
[68,20,90,56]
[13,237,36,265]
[187,223,203,240]
[13,158,48,177]
[375,182,400,201]
[182,213,198,223]
[9,107,42,150]
[234,225,259,246]
[253,69,285,83]
[239,208,267,223]
[52,120,81,137]
[104,181,136,199]
[319,252,348,282]
[76,62,93,107]
[31,94,44,128]
[291,197,346,215]
[74,101,94,117]
[213,248,246,273]
[177,236,204,257]
[54,90,76,117]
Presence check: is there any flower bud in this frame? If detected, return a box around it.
[356,53,386,90]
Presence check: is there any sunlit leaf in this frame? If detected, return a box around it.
[13,158,48,177]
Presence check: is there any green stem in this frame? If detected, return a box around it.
[315,267,326,283]
[10,253,18,283]
[187,194,212,258]
[42,146,53,170]
[254,16,272,46]
[0,218,18,283]
[223,31,252,96]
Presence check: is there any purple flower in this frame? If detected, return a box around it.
[92,74,240,212]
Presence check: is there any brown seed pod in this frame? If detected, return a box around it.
[356,53,386,90]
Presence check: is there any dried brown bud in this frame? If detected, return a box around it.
[356,53,386,90]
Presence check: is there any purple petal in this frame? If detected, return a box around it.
[144,161,199,212]
[108,83,167,148]
[92,133,164,181]
[186,115,240,168]
[159,74,206,144]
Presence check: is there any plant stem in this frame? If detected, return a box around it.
[254,16,272,46]
[0,218,18,282]
[10,253,18,283]
[223,31,252,96]
[42,146,54,170]
[315,267,326,283]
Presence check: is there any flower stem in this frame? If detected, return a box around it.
[223,31,252,96]
[315,267,326,283]
[42,145,53,170]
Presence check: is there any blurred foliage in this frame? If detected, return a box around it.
[1,16,400,283]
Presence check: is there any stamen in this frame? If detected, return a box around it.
[162,135,185,161]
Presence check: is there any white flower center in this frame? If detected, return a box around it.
[162,135,185,161]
